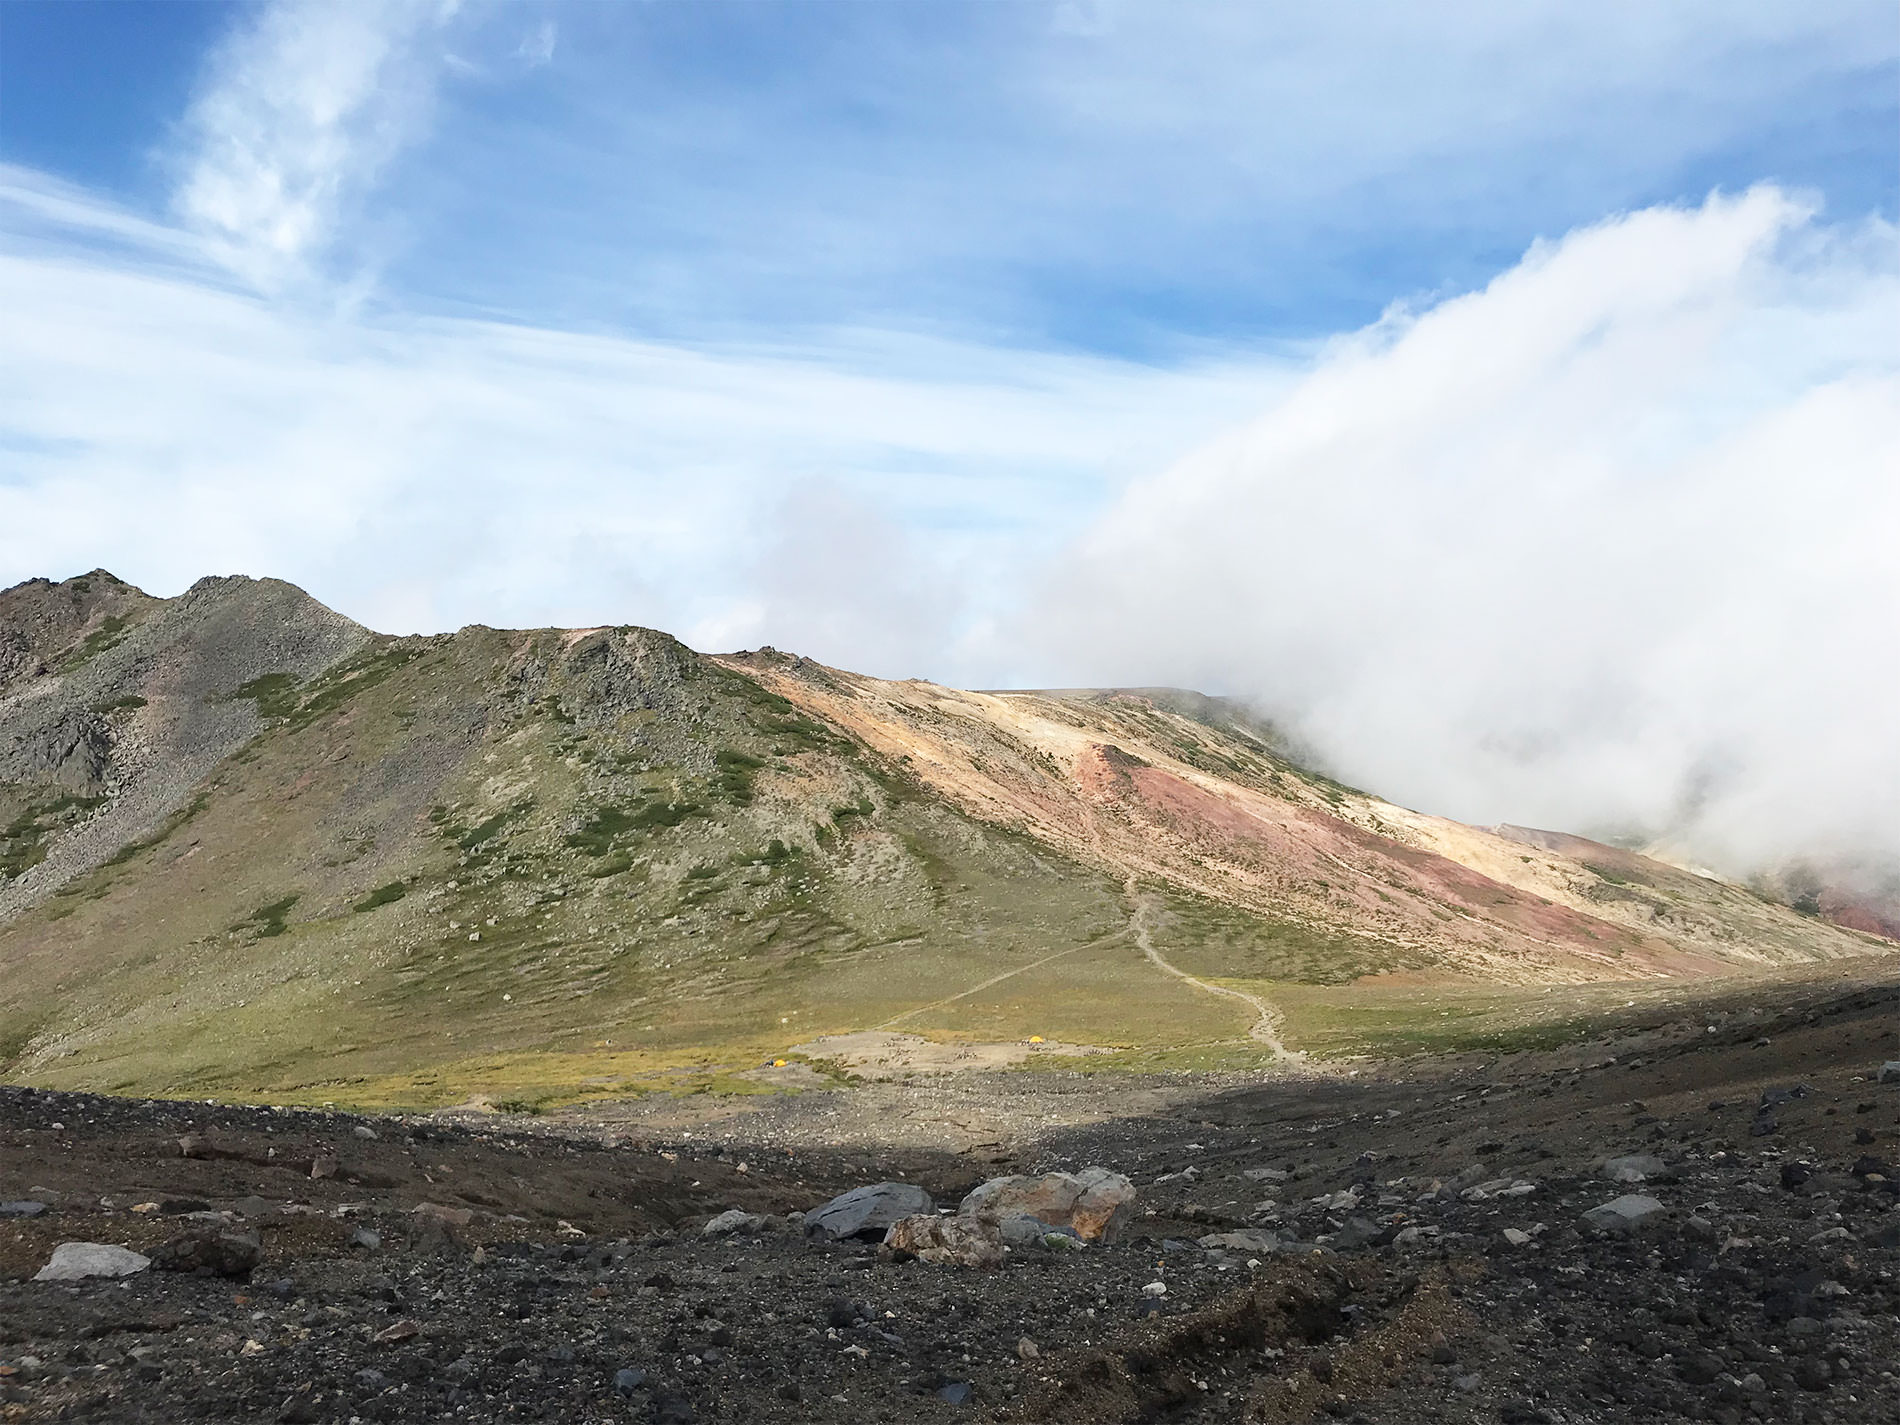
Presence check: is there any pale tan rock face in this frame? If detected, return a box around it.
[959,1167,1136,1242]
[881,1214,1003,1268]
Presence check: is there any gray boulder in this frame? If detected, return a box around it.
[1,1200,47,1218]
[804,1183,934,1240]
[1878,1062,1900,1085]
[33,1242,152,1281]
[1581,1194,1667,1233]
[702,1209,766,1238]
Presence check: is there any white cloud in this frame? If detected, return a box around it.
[0,175,1284,684]
[517,20,557,69]
[4,141,1895,879]
[170,0,460,289]
[1036,189,1900,871]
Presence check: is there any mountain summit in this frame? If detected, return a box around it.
[1,573,1889,1104]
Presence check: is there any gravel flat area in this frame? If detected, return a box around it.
[6,976,1900,1424]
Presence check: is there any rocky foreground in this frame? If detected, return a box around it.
[6,977,1900,1424]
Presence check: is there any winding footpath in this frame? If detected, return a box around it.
[1124,876,1304,1067]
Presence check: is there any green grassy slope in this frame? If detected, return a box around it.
[2,573,1891,1107]
[0,617,1245,1104]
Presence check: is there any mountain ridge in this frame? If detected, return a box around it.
[1,571,1890,1105]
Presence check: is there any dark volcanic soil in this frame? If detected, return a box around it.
[5,976,1900,1425]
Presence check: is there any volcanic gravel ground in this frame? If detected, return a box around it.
[5,978,1900,1423]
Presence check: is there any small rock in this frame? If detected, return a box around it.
[350,1228,382,1251]
[149,1231,261,1279]
[702,1209,765,1238]
[309,1152,338,1180]
[998,1214,1056,1247]
[1677,1352,1723,1386]
[1501,1228,1532,1246]
[1016,1336,1040,1361]
[373,1319,421,1345]
[1602,1154,1669,1183]
[1198,1229,1279,1253]
[937,1381,973,1405]
[1580,1194,1667,1233]
[0,1201,46,1218]
[33,1243,151,1281]
[352,1125,379,1140]
[825,1299,863,1328]
[1142,1280,1168,1297]
[410,1201,474,1227]
[1794,1357,1833,1392]
[1876,1061,1900,1085]
[1500,1402,1555,1425]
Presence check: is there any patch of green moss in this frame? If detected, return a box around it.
[92,694,147,714]
[1159,890,1423,986]
[56,615,133,672]
[458,811,514,850]
[1,792,105,881]
[630,799,699,831]
[284,645,422,729]
[228,673,301,720]
[233,895,300,938]
[353,882,408,913]
[565,805,644,855]
[831,796,874,826]
[715,749,764,805]
[99,791,210,869]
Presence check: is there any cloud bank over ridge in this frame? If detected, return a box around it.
[1037,189,1900,872]
[2,0,1895,882]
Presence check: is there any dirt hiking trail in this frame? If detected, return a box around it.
[1126,877,1304,1066]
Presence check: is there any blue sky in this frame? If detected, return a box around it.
[5,2,1893,352]
[1,1,1896,856]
